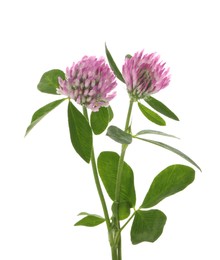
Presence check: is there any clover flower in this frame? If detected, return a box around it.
[57,56,117,111]
[122,51,170,101]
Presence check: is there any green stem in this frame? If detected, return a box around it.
[115,100,134,204]
[120,210,136,232]
[124,100,134,132]
[82,107,117,259]
[90,148,111,230]
[111,246,118,260]
[113,210,136,251]
[114,100,134,260]
[114,145,127,208]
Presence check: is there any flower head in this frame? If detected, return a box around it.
[122,51,170,101]
[57,56,117,111]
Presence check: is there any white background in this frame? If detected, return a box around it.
[0,0,219,259]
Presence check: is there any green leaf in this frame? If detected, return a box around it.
[112,201,131,221]
[97,151,136,207]
[107,106,114,122]
[135,130,179,139]
[68,102,92,163]
[37,69,65,95]
[135,137,201,171]
[106,125,132,144]
[131,209,167,244]
[105,44,125,83]
[74,213,105,227]
[141,165,195,208]
[145,96,179,121]
[119,202,131,220]
[90,107,109,135]
[138,102,166,126]
[125,54,132,59]
[25,98,66,136]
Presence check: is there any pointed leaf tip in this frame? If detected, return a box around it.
[135,129,179,139]
[125,54,132,59]
[74,213,105,227]
[138,102,166,126]
[25,98,66,136]
[135,137,201,171]
[145,96,179,121]
[141,164,195,208]
[105,44,125,83]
